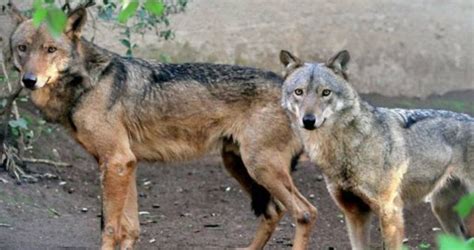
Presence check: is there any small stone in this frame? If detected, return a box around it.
[309,194,315,199]
[59,181,67,186]
[402,238,409,243]
[432,227,441,231]
[139,211,150,216]
[315,175,324,181]
[225,187,231,192]
[149,238,156,243]
[81,207,88,213]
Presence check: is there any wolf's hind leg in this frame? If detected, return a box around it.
[431,178,468,238]
[327,184,372,250]
[239,148,317,250]
[221,139,285,250]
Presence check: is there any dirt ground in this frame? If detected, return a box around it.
[0,90,472,250]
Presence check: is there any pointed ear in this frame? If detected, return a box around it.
[2,1,27,25]
[65,7,87,38]
[280,50,303,77]
[280,50,303,68]
[326,50,350,76]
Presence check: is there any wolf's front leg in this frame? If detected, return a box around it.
[378,200,404,250]
[100,150,140,250]
[326,185,372,250]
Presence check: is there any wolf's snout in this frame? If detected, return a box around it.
[302,114,316,130]
[22,72,37,89]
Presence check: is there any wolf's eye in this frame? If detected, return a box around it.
[294,89,303,96]
[322,89,332,97]
[18,45,27,52]
[47,47,57,53]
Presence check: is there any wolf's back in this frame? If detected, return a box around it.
[389,108,474,129]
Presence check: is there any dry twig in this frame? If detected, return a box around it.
[22,158,71,167]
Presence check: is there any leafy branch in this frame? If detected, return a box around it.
[29,0,187,56]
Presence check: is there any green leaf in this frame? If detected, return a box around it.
[117,1,139,24]
[32,0,47,27]
[9,118,28,130]
[418,242,431,249]
[454,193,474,219]
[126,48,133,57]
[33,0,43,9]
[467,238,474,248]
[120,39,131,48]
[144,0,164,17]
[438,234,472,250]
[11,127,19,137]
[45,7,67,38]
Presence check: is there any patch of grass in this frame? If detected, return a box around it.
[396,100,418,109]
[418,242,431,249]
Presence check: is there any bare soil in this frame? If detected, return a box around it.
[0,90,472,250]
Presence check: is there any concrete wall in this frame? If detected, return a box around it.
[135,0,474,97]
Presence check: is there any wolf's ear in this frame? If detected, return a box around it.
[326,50,350,76]
[280,50,303,68]
[2,1,27,25]
[280,50,303,77]
[65,7,87,39]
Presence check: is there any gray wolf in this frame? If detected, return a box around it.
[280,49,474,249]
[4,3,317,249]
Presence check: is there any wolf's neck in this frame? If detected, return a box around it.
[79,39,115,81]
[31,74,86,129]
[306,95,377,183]
[332,89,376,134]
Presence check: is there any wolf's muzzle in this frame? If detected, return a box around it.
[22,72,37,89]
[302,114,316,130]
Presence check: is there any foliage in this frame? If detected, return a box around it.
[454,193,474,219]
[30,0,188,56]
[438,235,474,250]
[437,193,474,250]
[418,242,431,249]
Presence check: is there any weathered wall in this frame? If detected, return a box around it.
[1,0,473,97]
[135,0,474,97]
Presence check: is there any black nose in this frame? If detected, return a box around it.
[302,114,316,130]
[22,72,37,89]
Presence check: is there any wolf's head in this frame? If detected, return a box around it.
[5,4,87,89]
[280,50,359,131]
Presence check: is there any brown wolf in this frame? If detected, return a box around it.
[280,49,474,249]
[4,4,317,249]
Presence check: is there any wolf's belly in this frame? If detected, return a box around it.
[400,159,454,205]
[126,118,229,162]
